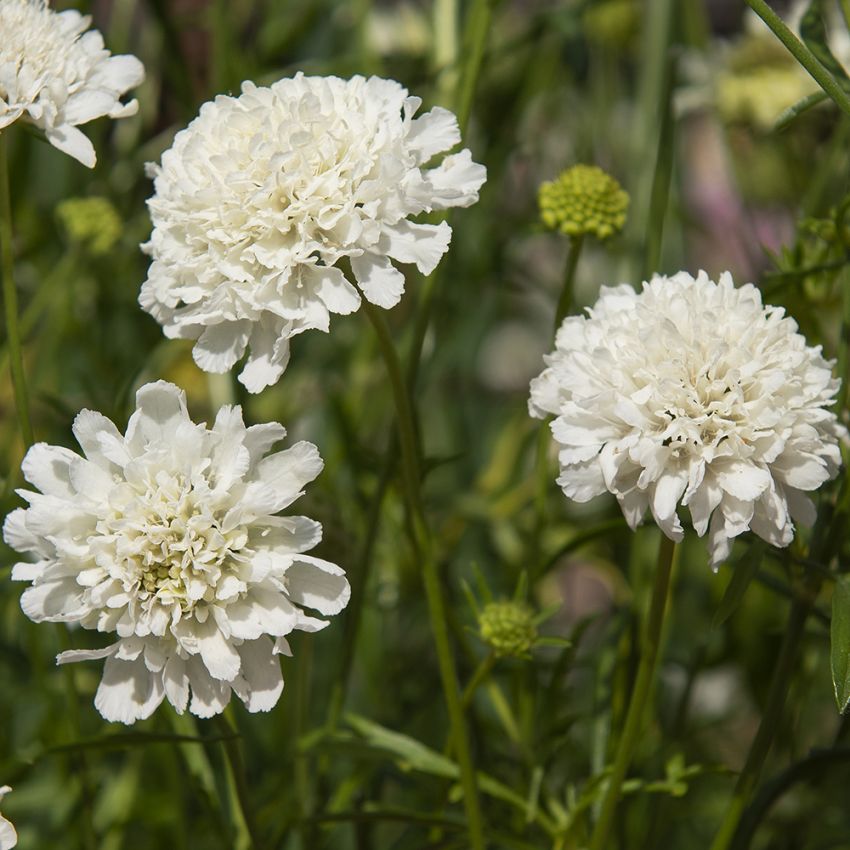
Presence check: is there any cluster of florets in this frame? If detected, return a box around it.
[538,164,628,239]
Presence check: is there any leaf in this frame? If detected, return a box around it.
[346,713,458,778]
[831,574,850,712]
[712,543,764,628]
[800,0,850,88]
[774,90,829,130]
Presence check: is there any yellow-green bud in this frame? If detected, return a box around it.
[479,601,537,658]
[538,165,629,240]
[56,197,122,255]
[583,0,639,50]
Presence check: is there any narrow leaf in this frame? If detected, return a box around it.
[831,574,850,712]
[774,90,829,129]
[713,543,764,628]
[800,0,850,86]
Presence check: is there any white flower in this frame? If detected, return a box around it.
[0,0,144,167]
[140,73,486,393]
[0,786,16,850]
[3,381,350,724]
[529,271,845,566]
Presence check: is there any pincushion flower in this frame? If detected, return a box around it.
[3,381,350,724]
[0,0,144,168]
[0,786,15,850]
[140,73,487,393]
[529,271,845,566]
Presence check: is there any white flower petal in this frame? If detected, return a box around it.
[351,253,406,309]
[407,106,461,161]
[193,321,252,373]
[232,636,284,713]
[94,652,165,725]
[285,555,351,616]
[378,220,452,275]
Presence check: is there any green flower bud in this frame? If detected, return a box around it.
[479,601,537,658]
[538,164,629,240]
[56,196,122,255]
[583,0,640,50]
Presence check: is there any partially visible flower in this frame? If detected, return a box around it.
[4,381,350,724]
[538,165,628,240]
[0,786,16,850]
[140,73,486,393]
[529,270,845,566]
[56,196,122,255]
[479,601,537,658]
[0,0,144,167]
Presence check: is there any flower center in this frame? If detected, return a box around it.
[95,469,248,614]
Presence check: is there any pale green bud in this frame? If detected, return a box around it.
[538,164,629,240]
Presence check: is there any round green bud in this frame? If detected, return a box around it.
[538,164,629,240]
[479,601,537,658]
[56,196,122,255]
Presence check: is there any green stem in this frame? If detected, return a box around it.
[56,625,96,850]
[214,712,266,850]
[588,534,676,850]
[360,297,487,850]
[326,452,393,730]
[709,581,818,850]
[455,0,495,136]
[461,653,496,712]
[554,235,583,330]
[0,131,34,448]
[746,0,850,119]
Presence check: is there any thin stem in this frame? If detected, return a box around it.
[461,653,496,712]
[455,0,495,136]
[588,534,676,850]
[326,451,393,729]
[0,130,34,448]
[359,297,486,850]
[214,712,266,850]
[554,235,583,330]
[709,580,819,850]
[56,626,96,850]
[746,0,850,119]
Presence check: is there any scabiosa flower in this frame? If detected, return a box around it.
[140,73,487,393]
[3,381,350,724]
[0,786,15,850]
[0,0,144,168]
[538,164,628,240]
[529,271,845,567]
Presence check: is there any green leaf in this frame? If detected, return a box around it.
[830,574,850,712]
[774,90,829,130]
[712,543,764,628]
[346,713,457,778]
[800,0,850,87]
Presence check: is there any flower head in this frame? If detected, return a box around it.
[529,271,845,566]
[479,601,537,658]
[0,0,144,167]
[0,786,16,850]
[4,381,350,724]
[140,73,487,393]
[538,164,628,240]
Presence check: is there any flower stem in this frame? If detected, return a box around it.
[360,297,487,850]
[455,0,496,136]
[709,579,819,850]
[0,130,34,448]
[214,711,266,850]
[588,534,676,850]
[745,0,850,119]
[554,235,583,331]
